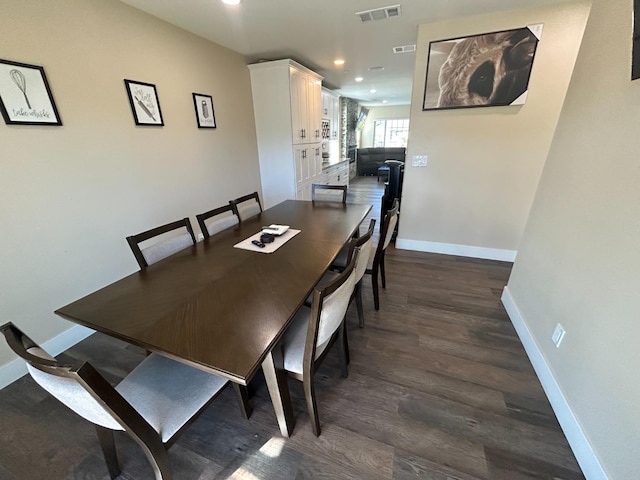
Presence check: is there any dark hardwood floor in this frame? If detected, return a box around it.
[0,176,584,480]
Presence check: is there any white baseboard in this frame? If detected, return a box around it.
[395,238,517,262]
[0,325,94,390]
[501,287,608,480]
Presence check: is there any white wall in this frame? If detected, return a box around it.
[506,0,640,477]
[360,105,411,147]
[397,2,590,261]
[0,0,260,368]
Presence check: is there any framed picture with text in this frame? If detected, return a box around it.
[0,58,62,125]
[124,79,164,126]
[192,93,216,128]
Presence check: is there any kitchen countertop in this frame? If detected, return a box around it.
[321,157,349,170]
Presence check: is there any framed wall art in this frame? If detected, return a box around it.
[0,58,62,125]
[423,24,543,111]
[124,79,164,126]
[192,93,216,128]
[633,0,640,79]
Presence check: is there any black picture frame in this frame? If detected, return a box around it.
[422,24,542,111]
[0,58,62,126]
[124,79,164,126]
[192,93,216,128]
[633,0,640,79]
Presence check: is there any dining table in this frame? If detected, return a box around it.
[55,199,371,437]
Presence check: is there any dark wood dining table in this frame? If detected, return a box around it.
[55,199,371,437]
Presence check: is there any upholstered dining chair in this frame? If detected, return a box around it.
[307,219,376,328]
[126,218,196,269]
[230,192,262,222]
[275,249,359,437]
[311,184,347,204]
[196,204,240,239]
[1,322,231,480]
[332,199,399,310]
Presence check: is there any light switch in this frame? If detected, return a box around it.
[412,155,428,167]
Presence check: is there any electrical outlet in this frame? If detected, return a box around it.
[412,155,428,167]
[552,323,565,348]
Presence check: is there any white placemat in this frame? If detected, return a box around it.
[233,229,301,254]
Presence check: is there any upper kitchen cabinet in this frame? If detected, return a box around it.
[321,87,340,141]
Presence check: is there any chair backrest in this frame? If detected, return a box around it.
[378,199,399,256]
[346,219,376,282]
[1,322,125,431]
[305,249,359,364]
[126,217,196,269]
[196,204,240,239]
[311,184,347,204]
[230,192,262,222]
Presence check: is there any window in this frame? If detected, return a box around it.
[373,118,409,148]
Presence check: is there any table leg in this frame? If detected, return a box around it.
[261,349,295,437]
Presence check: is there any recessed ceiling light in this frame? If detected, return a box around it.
[334,59,345,66]
[382,100,389,104]
[355,77,364,82]
[222,0,240,5]
[370,89,377,94]
[368,66,385,72]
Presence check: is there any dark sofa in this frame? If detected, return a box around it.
[356,147,406,176]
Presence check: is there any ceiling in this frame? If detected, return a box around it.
[120,0,572,106]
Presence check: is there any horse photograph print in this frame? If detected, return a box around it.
[423,25,543,110]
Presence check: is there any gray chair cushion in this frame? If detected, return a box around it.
[279,307,330,375]
[237,201,261,221]
[206,212,239,236]
[26,347,123,431]
[141,232,193,266]
[116,353,227,443]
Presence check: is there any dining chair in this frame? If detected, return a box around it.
[311,184,347,204]
[230,192,262,222]
[196,203,240,239]
[1,322,231,480]
[332,199,399,310]
[275,249,359,436]
[307,219,376,328]
[126,218,196,269]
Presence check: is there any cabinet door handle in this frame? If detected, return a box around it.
[301,128,306,139]
[302,149,307,159]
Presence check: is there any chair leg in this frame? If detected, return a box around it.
[233,383,253,419]
[380,251,386,289]
[372,268,380,310]
[303,376,321,437]
[355,281,364,327]
[95,426,120,479]
[337,320,349,377]
[137,435,173,480]
[342,320,351,365]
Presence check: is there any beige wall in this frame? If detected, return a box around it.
[360,104,411,147]
[398,2,590,258]
[506,0,639,477]
[0,0,260,366]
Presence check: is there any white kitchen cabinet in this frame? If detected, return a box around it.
[321,87,340,141]
[248,59,323,207]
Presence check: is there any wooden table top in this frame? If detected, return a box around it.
[55,200,371,385]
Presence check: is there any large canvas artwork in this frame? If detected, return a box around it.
[423,24,543,110]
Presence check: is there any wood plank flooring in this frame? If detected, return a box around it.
[0,177,585,479]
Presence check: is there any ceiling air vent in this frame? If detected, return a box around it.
[356,4,401,23]
[393,44,416,54]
